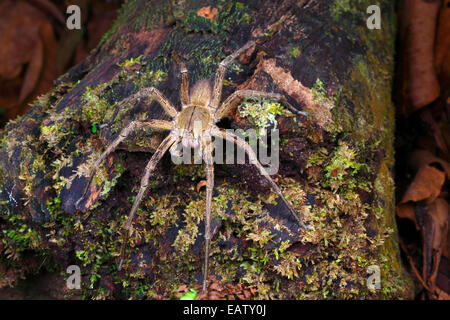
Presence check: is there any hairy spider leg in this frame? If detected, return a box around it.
[211,127,308,230]
[118,134,179,270]
[202,134,214,292]
[76,120,172,209]
[106,87,178,129]
[215,90,308,121]
[173,52,190,107]
[210,41,256,110]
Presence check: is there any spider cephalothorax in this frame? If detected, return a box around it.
[77,40,308,293]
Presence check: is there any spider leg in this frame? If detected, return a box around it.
[76,120,172,209]
[210,41,256,110]
[215,90,308,121]
[202,134,214,293]
[107,87,178,127]
[173,52,190,107]
[211,127,308,230]
[118,133,178,270]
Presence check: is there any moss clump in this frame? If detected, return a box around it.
[329,0,374,22]
[289,46,301,59]
[173,200,204,253]
[238,98,287,136]
[117,55,143,69]
[2,225,42,261]
[81,84,115,125]
[323,141,364,191]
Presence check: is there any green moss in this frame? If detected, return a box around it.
[100,162,126,198]
[81,84,115,125]
[136,68,168,90]
[183,9,219,34]
[118,55,143,69]
[330,0,374,22]
[172,164,205,182]
[289,46,301,59]
[238,97,287,136]
[323,141,364,192]
[182,1,251,34]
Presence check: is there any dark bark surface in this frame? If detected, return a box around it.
[0,0,413,299]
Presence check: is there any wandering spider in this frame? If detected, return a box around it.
[77,40,308,293]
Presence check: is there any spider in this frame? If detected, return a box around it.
[77,40,308,293]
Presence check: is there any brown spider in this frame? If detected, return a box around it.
[77,40,308,293]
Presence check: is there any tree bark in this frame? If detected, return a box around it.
[0,0,414,299]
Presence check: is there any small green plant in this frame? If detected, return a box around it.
[91,123,98,134]
[311,78,329,105]
[118,55,143,68]
[239,97,285,136]
[323,141,364,191]
[289,46,301,58]
[179,288,198,300]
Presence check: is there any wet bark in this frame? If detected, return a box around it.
[0,0,414,299]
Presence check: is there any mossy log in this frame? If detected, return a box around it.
[0,0,413,299]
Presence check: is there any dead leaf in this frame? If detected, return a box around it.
[196,180,207,192]
[420,110,449,155]
[435,0,450,72]
[406,0,441,110]
[197,6,218,20]
[397,203,419,229]
[208,281,222,292]
[174,284,188,297]
[410,149,450,178]
[436,286,450,300]
[400,165,446,204]
[27,0,66,25]
[0,0,58,119]
[19,31,44,103]
[428,198,449,254]
[396,0,441,115]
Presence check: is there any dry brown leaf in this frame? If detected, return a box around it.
[397,203,420,229]
[428,199,449,254]
[420,110,449,155]
[19,32,44,103]
[243,290,252,299]
[175,284,189,297]
[27,0,66,25]
[208,281,223,292]
[435,0,450,72]
[415,199,449,295]
[437,117,450,154]
[410,149,450,178]
[436,286,450,300]
[0,0,58,119]
[401,165,446,204]
[407,0,441,110]
[197,6,218,20]
[196,180,207,192]
[397,0,441,114]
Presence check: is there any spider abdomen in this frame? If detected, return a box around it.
[190,79,212,107]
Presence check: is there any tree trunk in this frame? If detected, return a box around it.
[0,0,414,299]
